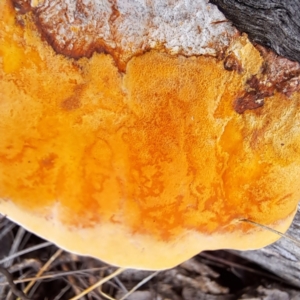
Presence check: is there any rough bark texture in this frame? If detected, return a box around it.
[210,0,300,64]
[234,204,300,288]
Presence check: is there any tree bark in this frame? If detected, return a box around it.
[232,205,300,287]
[210,0,300,64]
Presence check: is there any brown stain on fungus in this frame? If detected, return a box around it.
[39,153,57,170]
[61,96,81,111]
[224,52,243,73]
[234,45,300,114]
[234,91,265,114]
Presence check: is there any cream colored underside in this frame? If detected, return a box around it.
[1,200,296,270]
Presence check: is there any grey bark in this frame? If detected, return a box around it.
[210,0,300,64]
[233,204,300,288]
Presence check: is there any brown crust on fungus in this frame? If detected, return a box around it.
[1,0,300,269]
[255,46,300,97]
[234,91,264,114]
[233,45,300,114]
[224,53,243,73]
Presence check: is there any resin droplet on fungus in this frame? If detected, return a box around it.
[1,0,300,270]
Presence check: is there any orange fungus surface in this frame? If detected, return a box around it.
[1,0,300,269]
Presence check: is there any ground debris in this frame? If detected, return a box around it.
[1,216,300,299]
[180,258,219,278]
[182,287,235,300]
[239,284,300,300]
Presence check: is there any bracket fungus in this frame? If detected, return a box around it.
[1,0,300,270]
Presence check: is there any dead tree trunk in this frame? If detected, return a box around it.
[210,0,300,63]
[233,205,300,287]
[210,0,300,288]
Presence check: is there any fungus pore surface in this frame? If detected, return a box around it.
[1,0,300,269]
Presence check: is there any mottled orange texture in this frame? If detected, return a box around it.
[1,0,300,269]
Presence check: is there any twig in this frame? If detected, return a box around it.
[53,284,71,300]
[5,227,26,268]
[62,264,84,298]
[240,219,300,247]
[0,222,15,241]
[119,271,159,300]
[0,242,52,265]
[0,266,30,300]
[70,268,125,300]
[0,267,108,286]
[22,248,63,298]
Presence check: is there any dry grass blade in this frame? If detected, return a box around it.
[113,276,128,294]
[61,263,82,297]
[20,248,63,299]
[53,284,71,300]
[69,268,125,300]
[240,219,300,247]
[5,227,26,268]
[0,242,52,265]
[0,222,15,241]
[99,289,115,300]
[0,267,108,287]
[118,271,159,300]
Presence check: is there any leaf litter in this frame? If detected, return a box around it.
[0,215,299,300]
